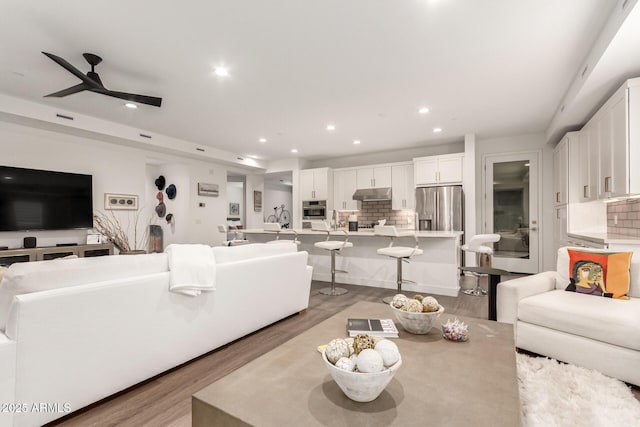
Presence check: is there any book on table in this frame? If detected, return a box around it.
[347,318,399,338]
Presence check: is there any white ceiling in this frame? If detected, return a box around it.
[0,1,625,162]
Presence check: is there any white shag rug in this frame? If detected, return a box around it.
[517,353,640,427]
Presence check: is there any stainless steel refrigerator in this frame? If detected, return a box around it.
[415,186,463,231]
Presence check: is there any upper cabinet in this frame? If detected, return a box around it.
[391,164,415,210]
[334,169,360,211]
[299,167,332,201]
[413,153,464,186]
[574,124,599,202]
[585,78,640,200]
[552,134,570,206]
[356,166,392,189]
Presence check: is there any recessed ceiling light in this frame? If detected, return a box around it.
[214,67,229,77]
[259,138,267,143]
[353,140,361,145]
[291,149,298,153]
[326,124,336,131]
[418,107,429,114]
[433,127,442,133]
[125,103,137,109]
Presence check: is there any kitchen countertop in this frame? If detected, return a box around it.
[242,228,463,238]
[568,232,640,245]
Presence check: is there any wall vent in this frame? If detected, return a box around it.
[139,133,152,139]
[237,157,244,161]
[622,0,630,10]
[196,147,205,152]
[581,64,589,78]
[56,113,74,120]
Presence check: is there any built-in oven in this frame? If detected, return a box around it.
[302,200,326,228]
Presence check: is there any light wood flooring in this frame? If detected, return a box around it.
[48,275,639,426]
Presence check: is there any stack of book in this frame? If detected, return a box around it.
[346,318,399,338]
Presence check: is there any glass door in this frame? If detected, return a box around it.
[483,152,540,273]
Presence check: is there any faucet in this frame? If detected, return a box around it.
[331,209,338,230]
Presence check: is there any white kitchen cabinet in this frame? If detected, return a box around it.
[590,78,640,199]
[413,153,463,186]
[553,134,570,206]
[299,168,332,201]
[356,166,392,189]
[391,164,414,210]
[573,123,598,202]
[554,206,568,258]
[334,169,360,211]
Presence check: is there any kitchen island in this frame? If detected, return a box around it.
[243,228,463,296]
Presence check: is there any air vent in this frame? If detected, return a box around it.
[623,0,630,10]
[56,113,74,120]
[581,64,589,78]
[139,133,152,139]
[560,105,565,113]
[196,148,205,152]
[237,157,244,161]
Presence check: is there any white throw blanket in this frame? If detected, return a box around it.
[165,244,216,296]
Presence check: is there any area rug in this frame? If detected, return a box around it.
[517,353,640,427]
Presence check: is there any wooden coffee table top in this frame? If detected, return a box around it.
[193,301,520,427]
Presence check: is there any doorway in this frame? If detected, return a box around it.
[483,152,540,273]
[263,171,293,228]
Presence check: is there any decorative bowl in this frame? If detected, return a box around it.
[389,303,444,334]
[441,319,469,342]
[322,348,402,402]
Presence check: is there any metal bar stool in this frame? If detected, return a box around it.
[374,225,423,304]
[312,220,352,296]
[263,223,300,246]
[461,233,501,296]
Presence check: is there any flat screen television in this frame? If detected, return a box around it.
[0,166,93,231]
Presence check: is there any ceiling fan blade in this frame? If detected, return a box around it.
[44,83,89,98]
[42,52,100,88]
[91,88,162,107]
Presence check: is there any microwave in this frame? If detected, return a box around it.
[302,200,326,220]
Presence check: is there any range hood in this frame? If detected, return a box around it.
[352,187,392,201]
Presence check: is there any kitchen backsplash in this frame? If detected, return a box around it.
[607,199,640,237]
[337,200,415,229]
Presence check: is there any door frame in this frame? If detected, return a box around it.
[481,150,542,274]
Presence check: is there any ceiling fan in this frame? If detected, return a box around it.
[42,52,162,107]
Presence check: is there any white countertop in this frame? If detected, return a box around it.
[242,229,463,238]
[568,232,640,245]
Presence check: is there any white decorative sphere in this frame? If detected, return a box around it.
[335,356,356,372]
[391,294,408,309]
[404,298,423,313]
[422,296,440,313]
[375,339,400,367]
[326,338,350,364]
[345,337,355,355]
[356,349,384,373]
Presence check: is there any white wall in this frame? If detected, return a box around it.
[307,141,465,169]
[475,132,554,272]
[263,183,293,225]
[0,120,230,250]
[226,181,244,222]
[244,174,265,229]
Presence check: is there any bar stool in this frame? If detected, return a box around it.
[217,224,247,246]
[374,225,423,304]
[461,234,501,296]
[263,222,300,246]
[312,220,352,296]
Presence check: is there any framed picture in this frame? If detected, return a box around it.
[104,193,138,210]
[229,202,240,217]
[198,182,219,197]
[254,190,262,212]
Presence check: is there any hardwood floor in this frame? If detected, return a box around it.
[48,275,639,426]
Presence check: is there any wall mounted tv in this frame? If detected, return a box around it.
[0,166,93,232]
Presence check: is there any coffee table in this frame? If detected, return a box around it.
[193,301,520,426]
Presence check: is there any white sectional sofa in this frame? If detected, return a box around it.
[497,247,640,386]
[0,243,312,427]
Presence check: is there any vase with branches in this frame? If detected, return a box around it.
[93,210,149,253]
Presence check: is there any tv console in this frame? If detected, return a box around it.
[0,243,114,266]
